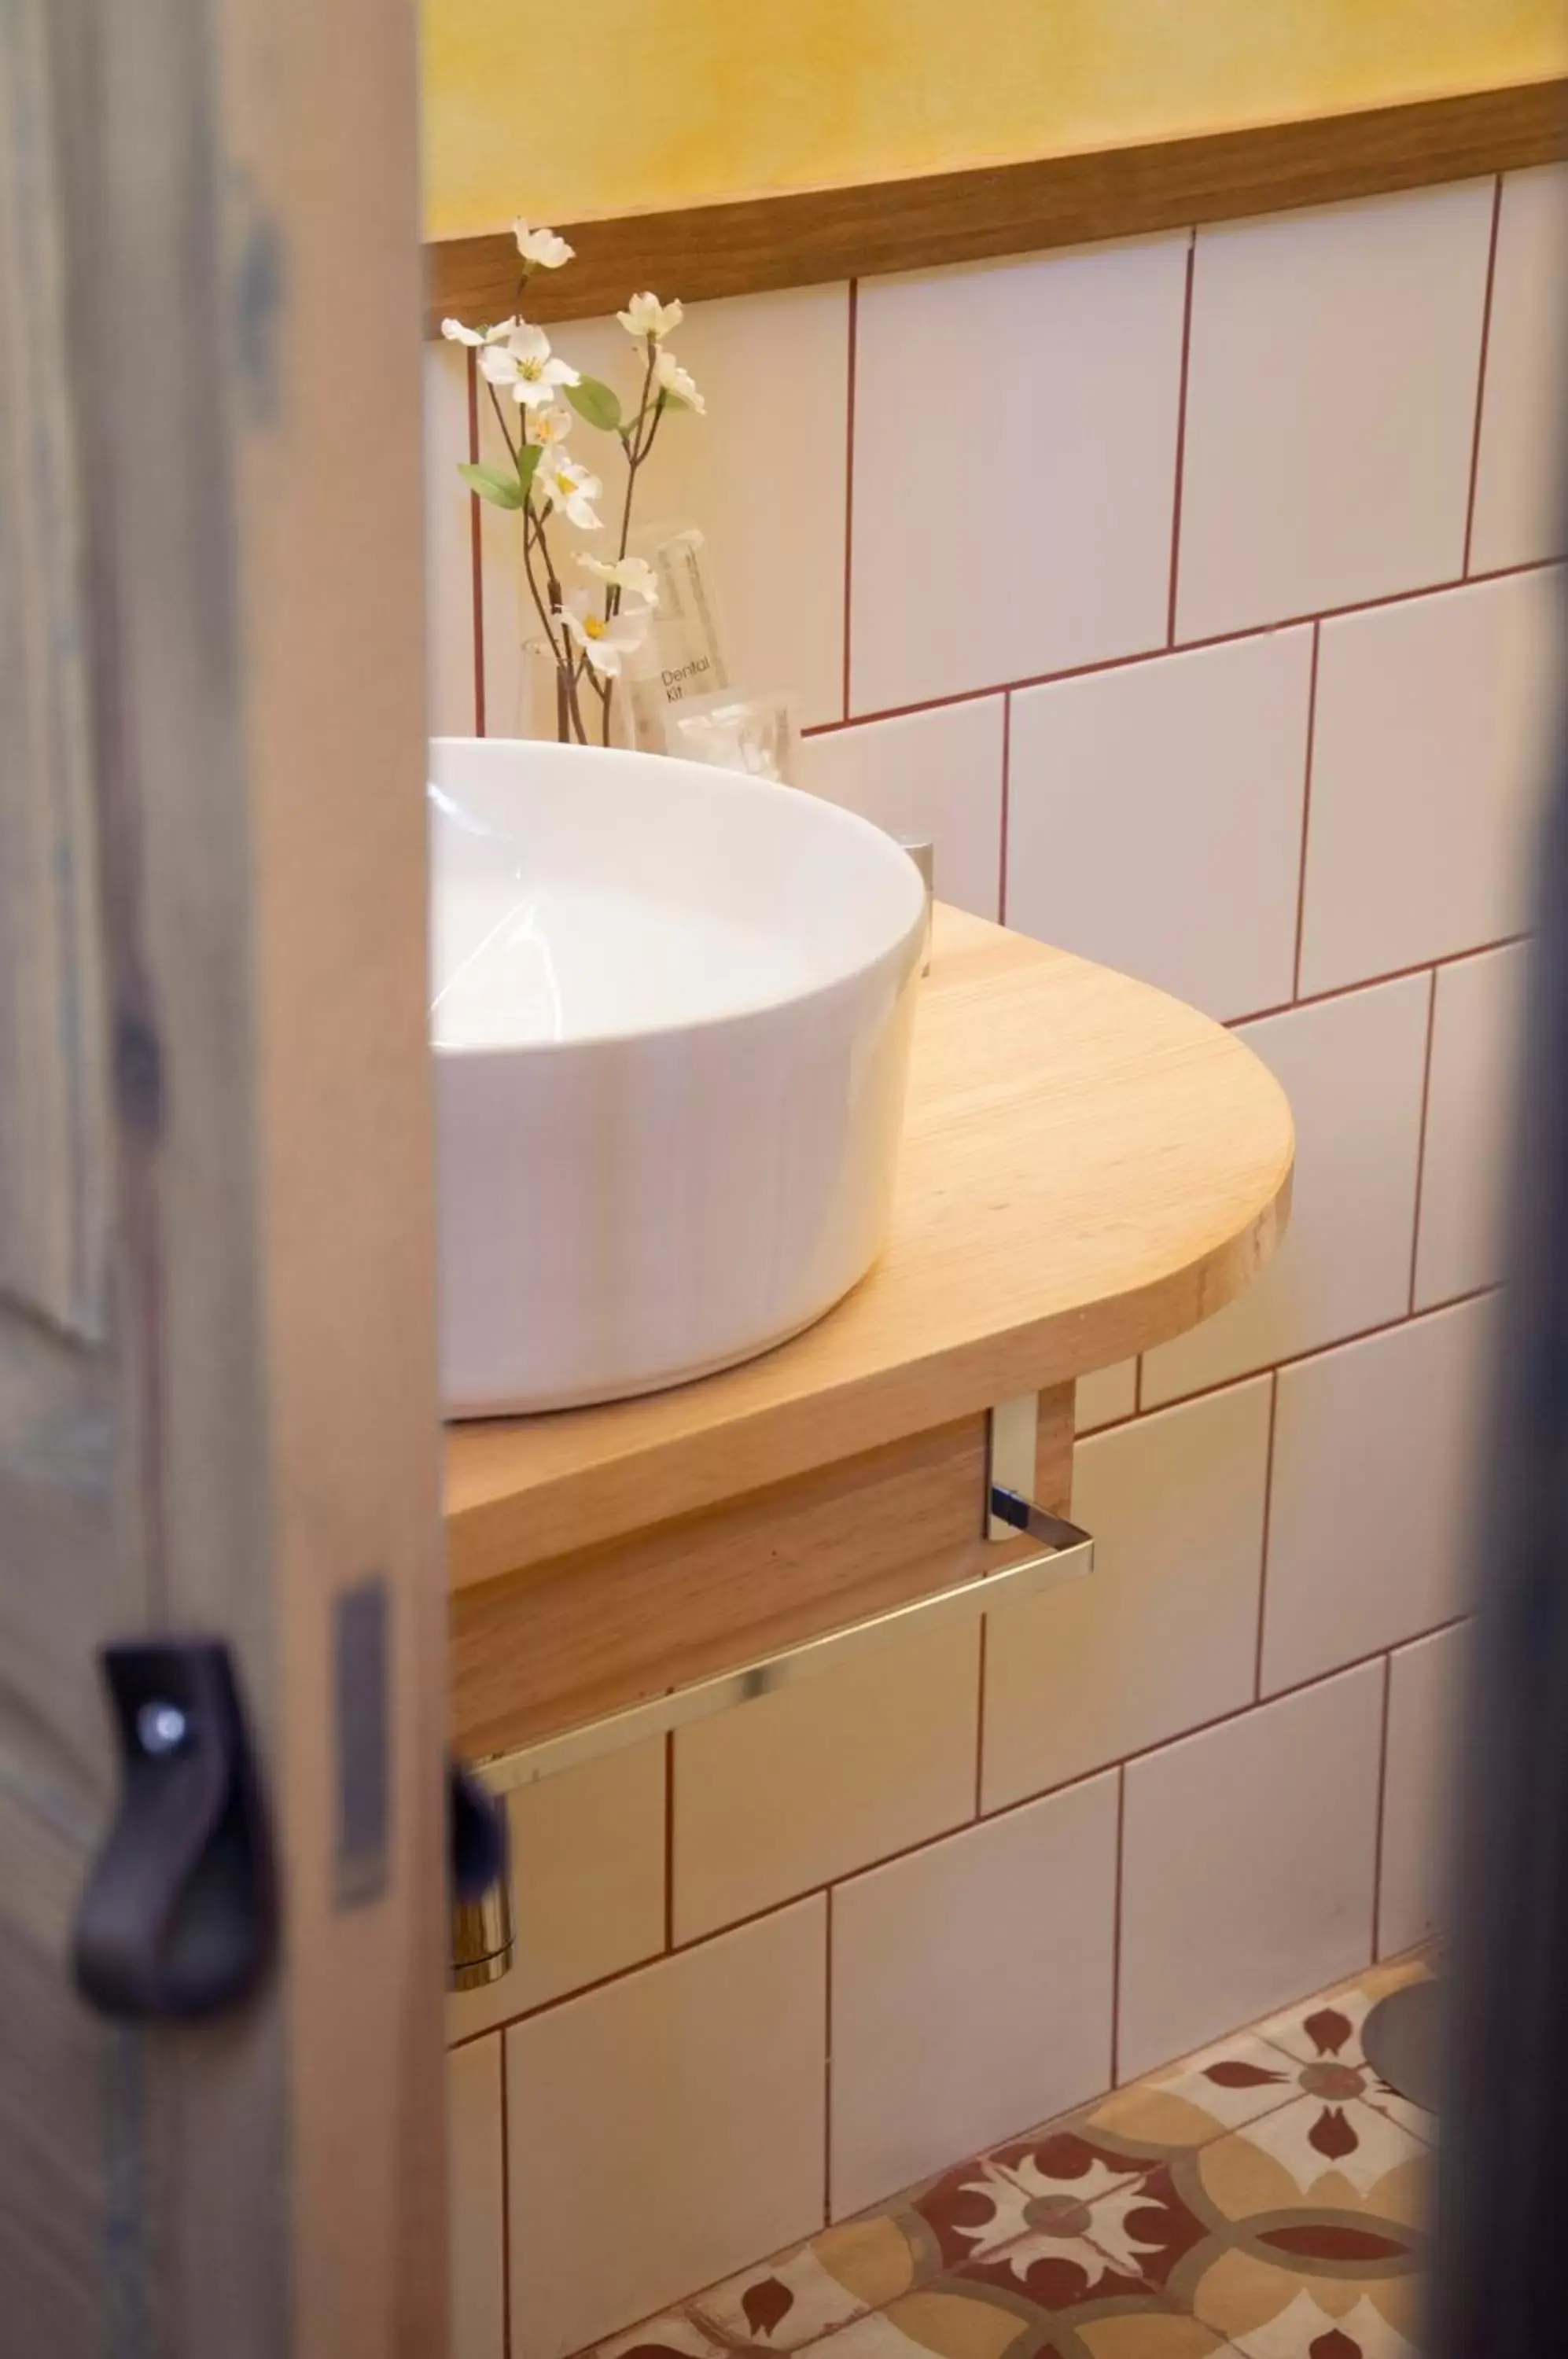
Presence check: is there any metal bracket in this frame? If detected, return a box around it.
[475,1393,1093,1796]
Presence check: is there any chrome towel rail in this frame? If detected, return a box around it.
[474,1394,1091,1796]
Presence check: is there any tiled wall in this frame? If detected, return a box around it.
[433,167,1567,2359]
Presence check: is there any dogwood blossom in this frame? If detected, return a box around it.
[535,452,602,529]
[653,348,705,413]
[441,316,515,348]
[480,322,582,409]
[617,292,684,342]
[557,592,652,677]
[577,554,660,606]
[524,404,574,447]
[513,220,574,270]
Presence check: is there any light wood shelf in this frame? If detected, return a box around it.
[444,906,1295,1592]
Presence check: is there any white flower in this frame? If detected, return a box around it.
[617,291,684,342]
[480,322,581,409]
[577,554,660,607]
[535,452,602,529]
[558,592,652,677]
[653,348,705,413]
[513,219,574,270]
[524,404,574,447]
[441,315,516,348]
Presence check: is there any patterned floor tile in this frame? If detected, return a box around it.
[1248,1960,1437,2151]
[812,2278,1234,2359]
[1087,2031,1305,2158]
[1106,2092,1429,2358]
[693,2215,925,2350]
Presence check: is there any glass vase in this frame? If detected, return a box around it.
[517,635,636,748]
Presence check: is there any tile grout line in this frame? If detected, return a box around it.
[1371,1650,1394,1962]
[1139,1283,1496,1420]
[1290,620,1322,1002]
[1463,175,1504,581]
[499,2025,513,2359]
[996,690,1013,924]
[1233,929,1526,1033]
[446,1613,1472,2053]
[796,554,1562,739]
[974,1608,990,1818]
[1407,968,1441,1317]
[1252,1370,1281,1702]
[1165,232,1197,648]
[1110,1763,1127,2087]
[466,348,487,736]
[663,1729,677,1952]
[823,1886,835,2227]
[841,281,859,722]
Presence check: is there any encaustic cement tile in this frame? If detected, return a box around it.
[1252,1958,1437,2150]
[693,2215,926,2350]
[1087,2031,1306,2158]
[1095,2093,1429,2359]
[814,2281,1235,2359]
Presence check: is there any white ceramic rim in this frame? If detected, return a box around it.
[429,735,929,1057]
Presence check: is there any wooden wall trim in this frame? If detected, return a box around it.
[426,75,1567,335]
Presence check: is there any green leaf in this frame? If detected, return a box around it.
[458,459,525,510]
[515,443,543,495]
[566,374,624,432]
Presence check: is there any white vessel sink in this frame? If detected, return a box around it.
[430,737,926,1417]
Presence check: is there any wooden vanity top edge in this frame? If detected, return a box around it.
[444,907,1295,1587]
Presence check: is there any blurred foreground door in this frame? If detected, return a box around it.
[0,0,447,2351]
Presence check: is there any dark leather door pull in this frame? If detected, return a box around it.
[72,1639,275,2020]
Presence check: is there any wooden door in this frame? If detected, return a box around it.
[0,0,447,2350]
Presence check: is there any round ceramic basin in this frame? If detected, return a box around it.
[429,737,926,1416]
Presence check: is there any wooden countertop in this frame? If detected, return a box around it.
[445,906,1294,1588]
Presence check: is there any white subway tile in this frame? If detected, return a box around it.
[1471,166,1568,575]
[1298,571,1559,995]
[1118,1665,1382,2081]
[1076,1360,1138,1433]
[448,2037,506,2359]
[799,699,1005,919]
[983,1379,1269,1811]
[850,239,1188,714]
[425,341,478,738]
[830,1774,1117,2218]
[1261,1298,1491,1695]
[1143,977,1430,1406]
[447,1742,665,2040]
[1007,630,1312,1021]
[673,1620,979,1943]
[1380,1623,1469,1957]
[1176,182,1494,639]
[1415,944,1529,1310]
[508,1901,826,2359]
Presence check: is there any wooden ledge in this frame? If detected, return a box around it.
[444,908,1294,1588]
[426,77,1567,336]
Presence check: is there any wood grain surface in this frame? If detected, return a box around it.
[427,77,1567,335]
[451,1386,1075,1757]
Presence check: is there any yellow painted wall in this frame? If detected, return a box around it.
[421,0,1567,241]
